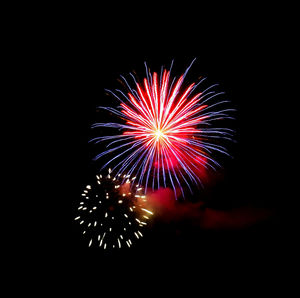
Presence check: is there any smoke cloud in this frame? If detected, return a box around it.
[146,187,274,230]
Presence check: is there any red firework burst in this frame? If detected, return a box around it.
[92,59,234,198]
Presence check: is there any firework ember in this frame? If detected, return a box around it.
[91,59,234,198]
[74,169,153,249]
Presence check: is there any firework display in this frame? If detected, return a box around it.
[91,59,234,198]
[74,169,153,249]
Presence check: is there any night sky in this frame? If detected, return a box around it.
[49,6,292,286]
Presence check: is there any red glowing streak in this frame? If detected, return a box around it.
[121,70,208,174]
[92,60,234,198]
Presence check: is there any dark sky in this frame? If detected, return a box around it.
[49,7,293,284]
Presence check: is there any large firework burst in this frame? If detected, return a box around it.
[74,169,153,249]
[91,59,234,198]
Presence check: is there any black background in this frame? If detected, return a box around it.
[42,5,294,289]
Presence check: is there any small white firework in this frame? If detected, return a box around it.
[74,169,153,249]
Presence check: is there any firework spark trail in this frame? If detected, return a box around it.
[75,169,153,249]
[91,59,234,198]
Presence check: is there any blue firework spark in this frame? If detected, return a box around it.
[91,59,235,198]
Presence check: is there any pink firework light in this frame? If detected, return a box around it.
[91,59,235,198]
